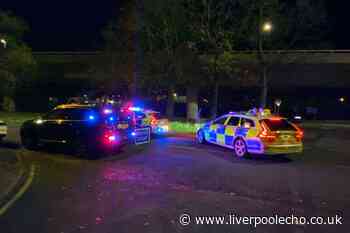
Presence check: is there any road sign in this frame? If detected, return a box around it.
[134,127,151,145]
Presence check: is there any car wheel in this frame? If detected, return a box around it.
[197,130,206,144]
[73,139,92,159]
[234,138,248,158]
[21,134,39,150]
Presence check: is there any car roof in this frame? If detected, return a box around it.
[225,112,286,121]
[54,104,95,110]
[224,114,257,121]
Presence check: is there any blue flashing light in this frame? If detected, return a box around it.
[89,115,95,120]
[109,116,115,122]
[103,108,113,114]
[128,107,142,112]
[156,126,169,134]
[131,132,136,137]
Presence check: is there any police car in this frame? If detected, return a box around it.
[20,104,127,158]
[196,109,304,157]
[120,106,169,134]
[143,110,169,134]
[0,120,7,142]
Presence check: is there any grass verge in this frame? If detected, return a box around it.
[169,121,201,134]
[0,112,40,127]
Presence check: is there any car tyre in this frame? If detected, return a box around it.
[73,139,94,159]
[197,130,206,144]
[234,138,248,158]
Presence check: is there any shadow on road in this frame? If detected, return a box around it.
[26,143,149,162]
[246,154,293,163]
[0,140,21,150]
[200,142,295,164]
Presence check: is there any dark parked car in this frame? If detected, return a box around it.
[20,104,127,158]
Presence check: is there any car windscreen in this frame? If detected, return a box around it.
[149,112,161,119]
[61,108,99,121]
[260,119,296,131]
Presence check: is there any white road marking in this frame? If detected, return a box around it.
[0,164,36,216]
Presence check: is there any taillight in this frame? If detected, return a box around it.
[258,122,277,142]
[293,124,304,142]
[103,131,118,144]
[151,116,158,126]
[295,131,303,142]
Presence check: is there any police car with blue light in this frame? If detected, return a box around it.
[196,108,304,157]
[119,106,169,135]
[20,104,129,158]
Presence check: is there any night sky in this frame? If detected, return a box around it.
[1,1,119,51]
[1,0,348,51]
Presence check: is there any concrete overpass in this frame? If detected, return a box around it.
[33,50,350,64]
[32,50,350,88]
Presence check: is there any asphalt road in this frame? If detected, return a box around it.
[0,127,349,233]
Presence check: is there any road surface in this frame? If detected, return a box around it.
[0,127,349,233]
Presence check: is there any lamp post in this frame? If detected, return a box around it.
[0,38,7,48]
[257,1,273,108]
[258,21,273,108]
[274,99,282,114]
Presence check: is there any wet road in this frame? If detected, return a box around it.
[0,129,350,233]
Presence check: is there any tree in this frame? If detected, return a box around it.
[141,0,197,119]
[97,0,139,98]
[185,0,249,118]
[0,11,36,112]
[225,0,330,107]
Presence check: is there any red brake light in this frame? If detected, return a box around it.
[258,122,277,142]
[150,116,158,125]
[103,131,118,144]
[295,131,304,141]
[292,123,304,141]
[269,117,282,121]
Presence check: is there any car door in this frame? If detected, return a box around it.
[237,117,257,139]
[209,116,228,144]
[61,108,87,143]
[224,116,241,147]
[39,109,67,142]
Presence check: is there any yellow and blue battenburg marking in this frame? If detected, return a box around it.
[203,122,263,152]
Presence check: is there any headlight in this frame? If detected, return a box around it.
[35,119,44,125]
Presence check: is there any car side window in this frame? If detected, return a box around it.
[241,118,255,128]
[227,116,240,126]
[44,110,66,120]
[213,117,227,125]
[65,109,89,120]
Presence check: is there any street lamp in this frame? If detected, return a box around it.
[0,38,7,48]
[258,21,273,108]
[274,99,282,114]
[262,22,273,33]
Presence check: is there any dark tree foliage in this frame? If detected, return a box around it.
[0,11,36,112]
[220,0,330,50]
